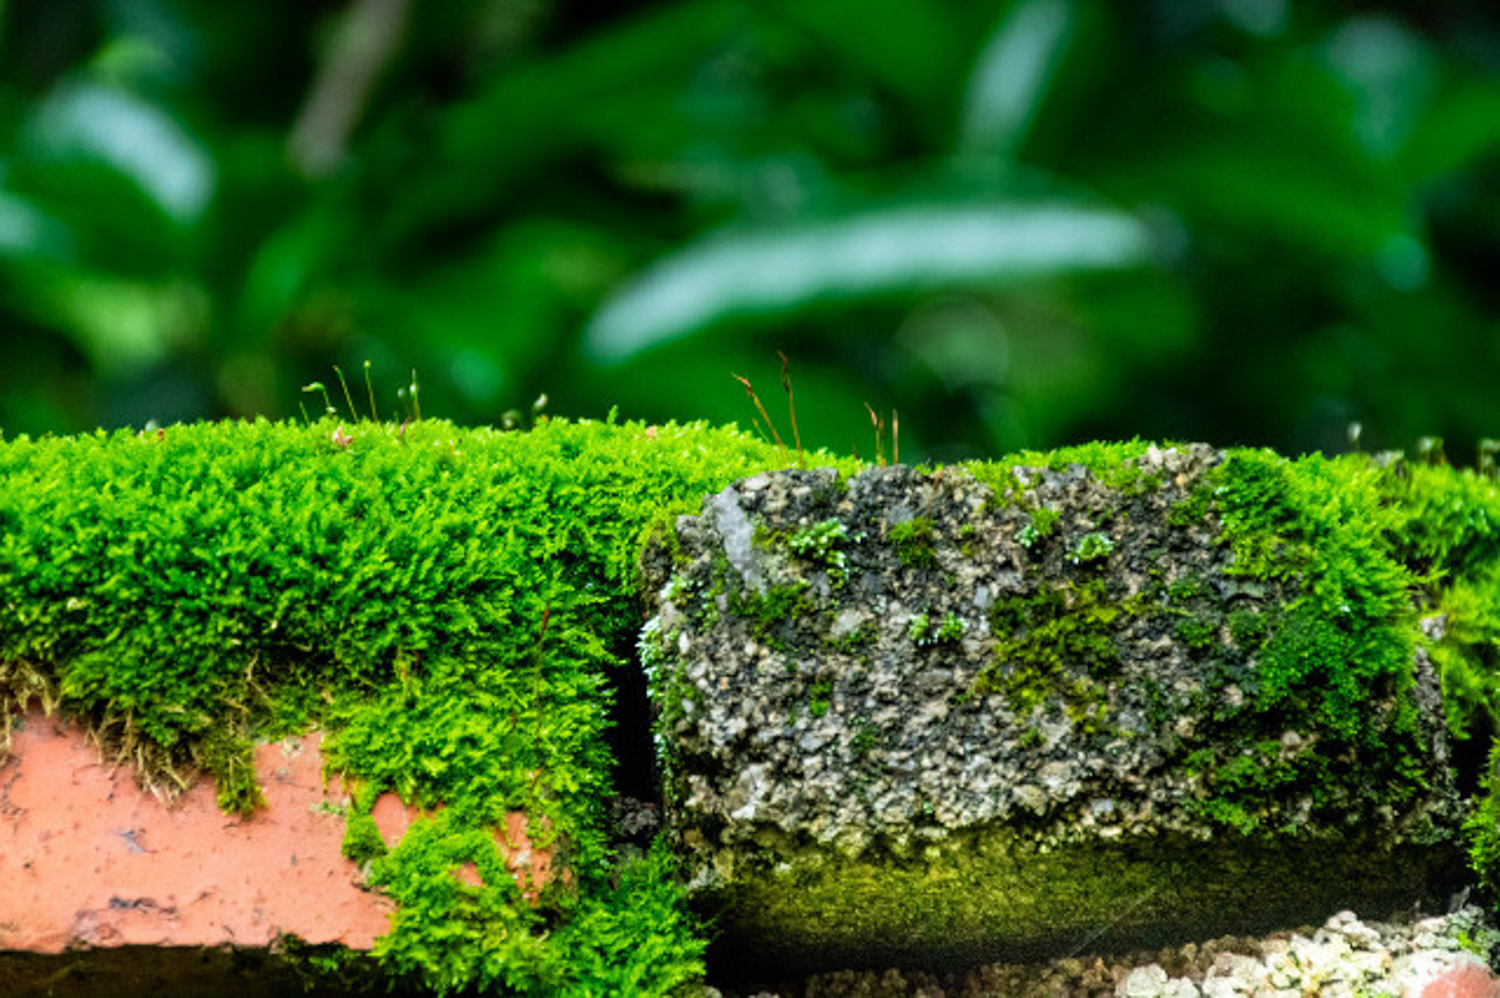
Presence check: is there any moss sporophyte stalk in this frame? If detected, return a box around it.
[7,422,1500,986]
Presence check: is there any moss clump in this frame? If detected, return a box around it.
[1068,531,1115,566]
[786,519,851,588]
[1016,506,1060,550]
[907,611,965,646]
[1227,609,1269,651]
[1174,616,1220,657]
[711,825,1448,973]
[730,580,812,651]
[808,678,834,718]
[1362,459,1500,889]
[979,579,1121,725]
[341,784,388,864]
[963,438,1165,501]
[1208,451,1416,744]
[888,517,937,569]
[1379,462,1500,741]
[0,415,857,995]
[1167,483,1213,527]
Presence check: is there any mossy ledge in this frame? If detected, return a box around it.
[645,442,1500,972]
[7,421,1500,988]
[0,415,856,995]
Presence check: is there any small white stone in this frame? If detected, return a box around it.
[1117,963,1168,997]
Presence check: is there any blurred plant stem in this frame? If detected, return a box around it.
[288,0,412,178]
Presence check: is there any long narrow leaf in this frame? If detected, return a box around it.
[585,201,1153,362]
[959,0,1074,160]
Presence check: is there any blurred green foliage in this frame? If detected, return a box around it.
[3,0,1500,459]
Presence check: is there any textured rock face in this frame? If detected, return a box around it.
[642,448,1463,970]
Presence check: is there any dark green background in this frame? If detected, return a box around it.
[2,0,1498,462]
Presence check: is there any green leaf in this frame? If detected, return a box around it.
[959,0,1075,159]
[584,200,1154,362]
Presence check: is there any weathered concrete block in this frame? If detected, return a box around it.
[642,445,1464,971]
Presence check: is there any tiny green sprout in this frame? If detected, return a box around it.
[1480,439,1499,480]
[908,611,964,646]
[1069,532,1115,565]
[1018,508,1060,550]
[363,360,379,422]
[889,517,937,569]
[332,365,358,420]
[302,381,337,418]
[788,519,849,587]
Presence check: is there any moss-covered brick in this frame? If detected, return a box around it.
[0,415,857,995]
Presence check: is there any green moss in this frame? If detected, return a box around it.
[1167,576,1208,603]
[964,438,1164,497]
[1227,609,1269,651]
[906,611,965,647]
[1468,744,1500,892]
[1017,506,1060,551]
[1168,483,1213,527]
[808,678,834,718]
[1174,616,1220,657]
[342,784,389,864]
[957,521,979,557]
[888,517,937,569]
[1208,451,1416,743]
[979,580,1121,725]
[11,421,1500,982]
[710,826,1452,972]
[0,415,859,995]
[731,580,812,651]
[960,442,1442,839]
[1068,531,1115,565]
[786,518,851,588]
[935,613,965,643]
[826,621,876,654]
[1185,740,1314,835]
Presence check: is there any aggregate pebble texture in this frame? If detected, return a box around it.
[643,447,1465,970]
